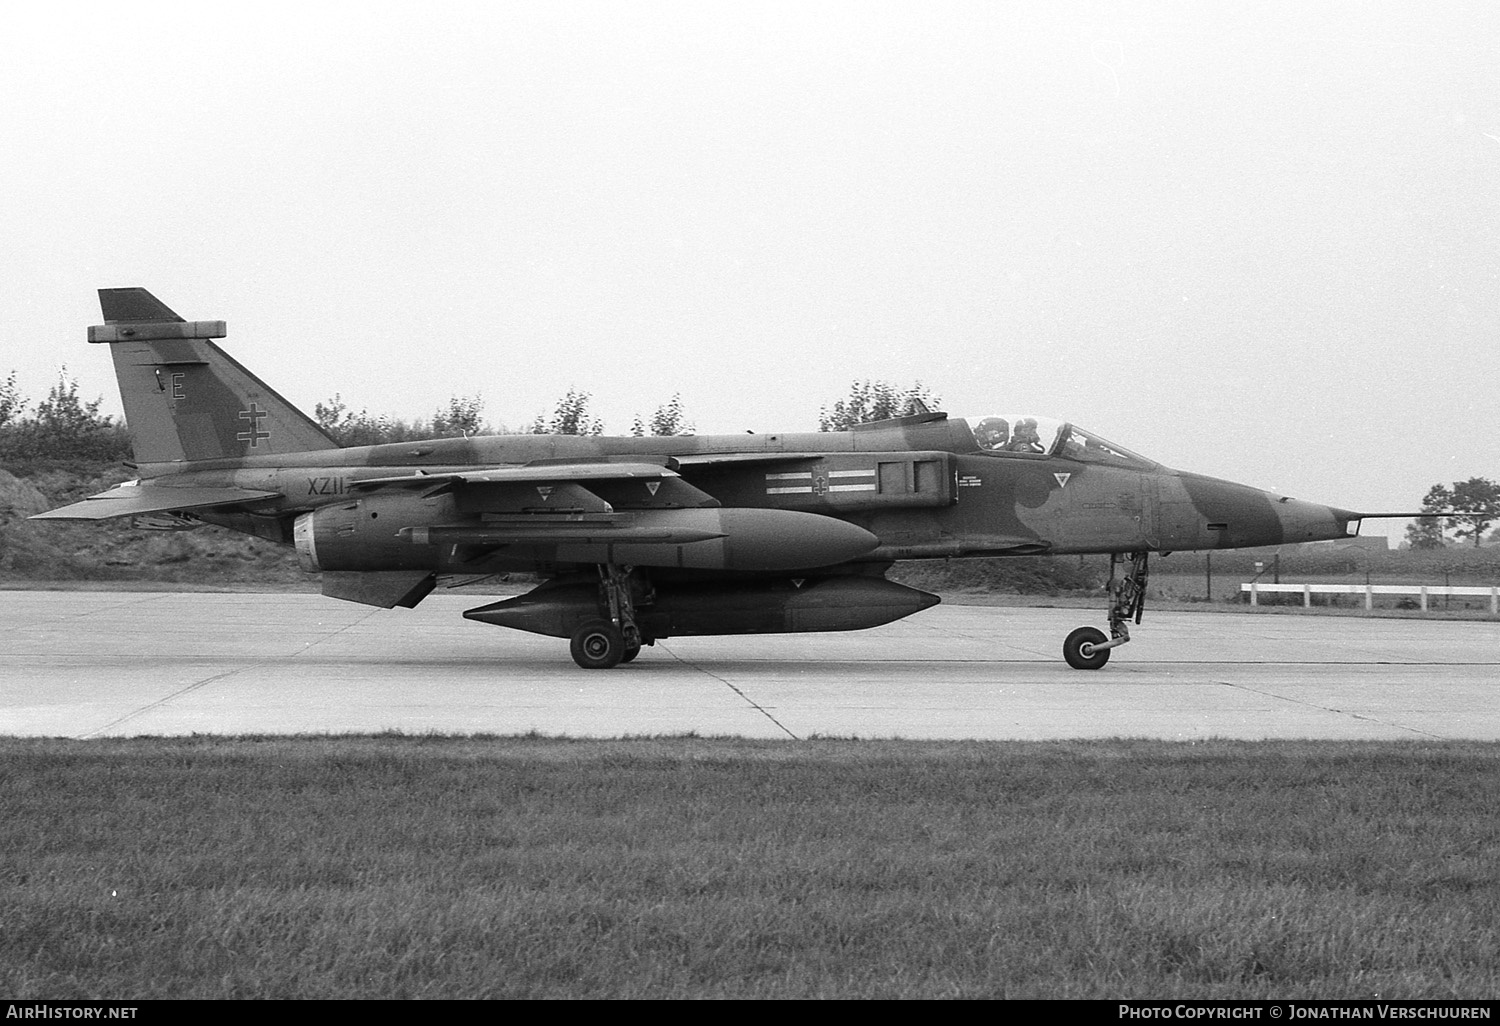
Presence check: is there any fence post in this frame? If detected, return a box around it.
[1250,583,1259,606]
[1420,587,1428,612]
[1365,585,1373,611]
[1303,584,1312,608]
[1492,587,1498,616]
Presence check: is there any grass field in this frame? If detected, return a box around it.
[3,736,1498,999]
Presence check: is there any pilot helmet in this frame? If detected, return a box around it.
[975,417,1009,447]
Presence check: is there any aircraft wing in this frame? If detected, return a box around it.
[349,460,725,515]
[29,482,281,521]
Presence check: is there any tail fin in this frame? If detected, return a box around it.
[91,288,339,465]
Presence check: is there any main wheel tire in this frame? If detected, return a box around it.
[1063,626,1110,670]
[620,640,642,664]
[570,621,626,669]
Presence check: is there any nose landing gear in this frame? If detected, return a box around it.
[1064,551,1148,670]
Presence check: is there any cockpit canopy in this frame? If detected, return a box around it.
[969,415,1154,468]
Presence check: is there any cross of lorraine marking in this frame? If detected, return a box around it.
[237,402,271,448]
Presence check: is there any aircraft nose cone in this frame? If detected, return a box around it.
[1164,473,1359,549]
[1275,497,1359,544]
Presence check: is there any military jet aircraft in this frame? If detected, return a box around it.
[34,288,1402,669]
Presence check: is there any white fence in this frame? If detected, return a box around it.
[1241,582,1500,613]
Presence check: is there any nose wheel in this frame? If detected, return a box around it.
[1064,551,1149,670]
[1063,626,1110,669]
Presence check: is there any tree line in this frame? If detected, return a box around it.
[0,371,937,462]
[0,370,131,462]
[312,378,939,444]
[310,388,695,444]
[1405,478,1500,549]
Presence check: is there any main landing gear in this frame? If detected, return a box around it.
[569,564,652,670]
[1064,551,1148,670]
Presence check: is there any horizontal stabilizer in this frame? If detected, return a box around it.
[29,481,280,521]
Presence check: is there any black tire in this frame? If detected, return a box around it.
[570,621,626,669]
[620,640,642,664]
[1063,626,1110,670]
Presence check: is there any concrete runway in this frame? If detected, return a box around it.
[2,590,1498,741]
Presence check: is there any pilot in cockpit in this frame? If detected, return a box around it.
[1007,418,1045,453]
[974,417,1010,450]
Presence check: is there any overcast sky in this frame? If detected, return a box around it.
[3,1,1497,537]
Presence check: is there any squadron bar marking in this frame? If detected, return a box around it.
[766,469,815,496]
[771,467,874,494]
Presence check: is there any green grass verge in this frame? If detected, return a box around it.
[3,737,1498,999]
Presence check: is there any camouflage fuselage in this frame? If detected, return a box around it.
[160,413,1357,576]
